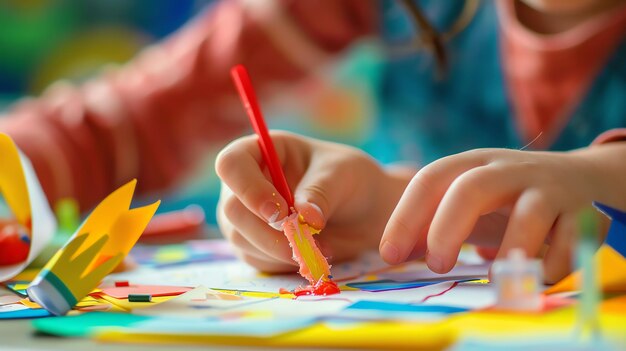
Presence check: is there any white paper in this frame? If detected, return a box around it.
[0,151,56,281]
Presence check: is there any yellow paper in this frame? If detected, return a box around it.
[545,245,626,294]
[0,134,30,224]
[93,293,173,312]
[27,180,160,315]
[96,320,455,350]
[600,294,626,315]
[0,133,56,281]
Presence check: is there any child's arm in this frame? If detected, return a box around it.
[0,0,376,211]
[381,142,626,283]
[215,131,411,272]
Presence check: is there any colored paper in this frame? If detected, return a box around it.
[298,281,462,304]
[94,320,456,350]
[346,278,474,292]
[88,293,173,312]
[98,284,192,299]
[33,312,150,337]
[134,286,349,320]
[0,302,51,319]
[108,251,389,294]
[132,286,253,318]
[601,295,626,314]
[129,316,316,337]
[0,133,56,281]
[27,180,160,315]
[130,240,236,267]
[545,245,626,294]
[341,300,468,321]
[595,202,626,257]
[378,262,489,282]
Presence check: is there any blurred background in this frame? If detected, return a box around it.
[0,0,383,228]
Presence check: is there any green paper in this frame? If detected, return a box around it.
[32,312,150,337]
[55,198,80,237]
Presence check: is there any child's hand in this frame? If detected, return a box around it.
[216,131,409,273]
[381,145,626,283]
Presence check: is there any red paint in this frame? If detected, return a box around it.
[420,281,459,303]
[292,280,341,297]
[0,221,30,266]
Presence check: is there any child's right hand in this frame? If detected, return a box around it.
[215,131,409,273]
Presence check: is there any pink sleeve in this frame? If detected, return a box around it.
[592,129,626,145]
[0,0,377,211]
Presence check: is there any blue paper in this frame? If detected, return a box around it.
[0,308,52,319]
[347,300,468,314]
[347,279,474,292]
[594,202,626,257]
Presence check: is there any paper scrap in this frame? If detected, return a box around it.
[0,133,56,281]
[33,312,149,337]
[98,284,192,299]
[340,300,468,321]
[0,302,51,319]
[346,278,475,292]
[545,245,626,294]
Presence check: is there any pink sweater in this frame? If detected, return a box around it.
[0,0,623,210]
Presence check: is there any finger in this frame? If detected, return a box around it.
[235,248,298,273]
[381,152,492,265]
[427,163,529,273]
[215,135,290,224]
[475,246,499,261]
[543,212,577,284]
[293,155,359,229]
[496,188,557,261]
[221,193,295,265]
[465,211,510,246]
[229,230,296,267]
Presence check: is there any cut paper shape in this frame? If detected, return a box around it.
[346,279,475,292]
[0,295,21,306]
[128,316,317,337]
[33,311,150,337]
[90,293,173,312]
[0,133,56,281]
[601,295,626,314]
[341,300,468,321]
[130,240,236,267]
[377,262,489,282]
[132,286,260,318]
[595,202,626,257]
[3,281,28,296]
[545,245,626,294]
[94,319,455,350]
[98,284,192,299]
[0,302,51,319]
[28,180,160,315]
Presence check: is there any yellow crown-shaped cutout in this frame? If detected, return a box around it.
[29,180,159,314]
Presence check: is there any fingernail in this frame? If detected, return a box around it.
[380,241,400,264]
[426,251,444,273]
[300,202,324,229]
[261,201,280,222]
[268,215,288,231]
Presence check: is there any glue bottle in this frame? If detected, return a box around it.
[492,248,543,311]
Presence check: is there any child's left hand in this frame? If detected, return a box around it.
[380,143,626,283]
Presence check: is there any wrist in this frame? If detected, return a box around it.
[571,142,626,209]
